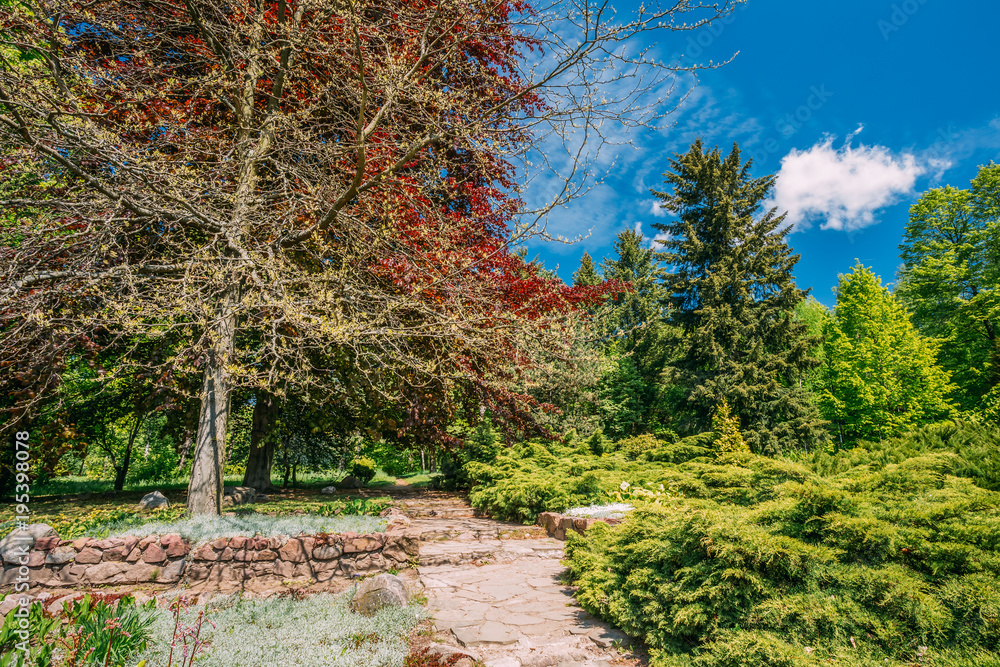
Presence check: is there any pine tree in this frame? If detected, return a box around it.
[652,140,828,454]
[820,264,956,445]
[573,252,603,287]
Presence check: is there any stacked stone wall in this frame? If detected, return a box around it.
[0,530,419,591]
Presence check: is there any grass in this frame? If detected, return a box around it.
[96,512,387,543]
[139,592,424,667]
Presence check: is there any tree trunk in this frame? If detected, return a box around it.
[177,431,193,471]
[114,415,144,492]
[243,392,278,491]
[187,294,237,515]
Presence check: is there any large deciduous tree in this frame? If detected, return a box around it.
[896,164,1000,413]
[0,0,738,511]
[652,141,828,454]
[819,264,956,445]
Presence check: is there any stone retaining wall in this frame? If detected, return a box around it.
[0,531,419,591]
[536,512,621,540]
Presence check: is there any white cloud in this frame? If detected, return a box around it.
[650,201,667,217]
[767,137,927,232]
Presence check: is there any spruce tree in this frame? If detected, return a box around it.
[652,141,828,454]
[573,252,603,287]
[600,229,676,431]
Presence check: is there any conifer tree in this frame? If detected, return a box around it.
[599,229,676,431]
[600,229,668,348]
[820,264,956,445]
[573,252,603,287]
[652,141,827,454]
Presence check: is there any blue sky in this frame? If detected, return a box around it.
[524,0,1000,305]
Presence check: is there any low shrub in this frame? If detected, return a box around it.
[564,422,1000,667]
[350,458,378,485]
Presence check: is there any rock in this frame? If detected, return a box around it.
[75,547,103,564]
[142,544,168,564]
[313,544,343,560]
[139,491,169,510]
[1,524,57,563]
[320,486,338,495]
[453,622,518,647]
[45,546,78,565]
[222,486,257,506]
[278,537,314,563]
[427,644,481,663]
[338,475,364,489]
[349,573,410,616]
[84,562,129,585]
[588,627,630,649]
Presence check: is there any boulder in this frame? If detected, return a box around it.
[139,491,169,510]
[338,475,364,489]
[1,524,57,564]
[349,573,410,616]
[320,486,338,495]
[222,486,257,506]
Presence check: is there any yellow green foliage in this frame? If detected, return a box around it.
[711,400,750,460]
[563,421,1000,667]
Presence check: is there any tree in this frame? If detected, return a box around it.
[652,141,828,454]
[819,264,956,445]
[1,0,739,513]
[573,252,602,287]
[597,352,646,440]
[896,164,1000,412]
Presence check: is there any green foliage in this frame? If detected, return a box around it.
[0,594,155,667]
[896,163,1000,412]
[587,431,608,456]
[316,497,391,517]
[711,401,750,459]
[564,422,1000,667]
[653,140,828,454]
[73,595,156,665]
[573,252,602,288]
[614,433,663,461]
[598,355,648,440]
[349,457,377,485]
[819,264,956,445]
[434,418,501,491]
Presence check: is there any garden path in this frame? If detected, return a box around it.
[369,487,642,667]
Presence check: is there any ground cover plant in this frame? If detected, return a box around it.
[137,592,424,667]
[550,421,1000,667]
[1,590,423,667]
[97,512,387,543]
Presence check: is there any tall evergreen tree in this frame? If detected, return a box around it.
[573,252,603,287]
[820,264,956,445]
[599,229,676,432]
[652,141,827,454]
[600,229,668,348]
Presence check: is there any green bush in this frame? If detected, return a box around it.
[349,457,377,485]
[563,422,1000,667]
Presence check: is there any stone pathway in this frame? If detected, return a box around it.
[384,488,639,667]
